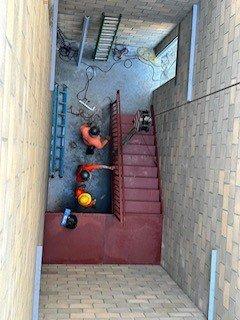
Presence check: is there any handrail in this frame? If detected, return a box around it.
[110,90,125,223]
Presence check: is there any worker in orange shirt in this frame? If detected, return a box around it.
[75,187,96,208]
[80,123,110,155]
[76,163,115,183]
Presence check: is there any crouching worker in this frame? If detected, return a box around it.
[75,187,96,208]
[80,123,110,155]
[76,163,115,183]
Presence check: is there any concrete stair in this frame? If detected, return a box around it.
[121,114,161,216]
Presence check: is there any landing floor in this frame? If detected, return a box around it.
[40,265,205,320]
[47,46,167,213]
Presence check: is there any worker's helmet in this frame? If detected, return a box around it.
[80,170,90,181]
[78,192,92,207]
[89,125,100,137]
[66,214,78,229]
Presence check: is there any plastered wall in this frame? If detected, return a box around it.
[0,1,51,319]
[153,0,240,319]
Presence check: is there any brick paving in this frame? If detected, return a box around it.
[40,265,205,320]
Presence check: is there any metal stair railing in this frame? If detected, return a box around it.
[110,90,125,223]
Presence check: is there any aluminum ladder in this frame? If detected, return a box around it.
[49,84,68,178]
[94,13,122,61]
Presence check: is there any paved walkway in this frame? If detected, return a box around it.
[40,265,206,320]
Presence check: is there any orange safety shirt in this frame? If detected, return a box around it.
[80,124,106,149]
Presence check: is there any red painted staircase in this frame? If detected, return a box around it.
[42,91,162,264]
[121,114,161,216]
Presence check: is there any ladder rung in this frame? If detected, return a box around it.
[103,19,118,24]
[103,23,118,27]
[98,44,112,49]
[96,49,109,53]
[99,36,114,40]
[96,50,108,54]
[98,42,111,46]
[104,17,119,21]
[104,19,119,24]
[96,56,108,58]
[96,46,110,50]
[101,32,115,36]
[102,26,116,30]
[96,52,109,56]
[96,54,108,58]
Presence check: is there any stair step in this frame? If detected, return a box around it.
[123,154,157,166]
[123,144,156,156]
[122,123,153,135]
[124,189,160,201]
[123,166,158,178]
[126,135,155,146]
[121,114,134,124]
[125,201,161,214]
[124,177,159,189]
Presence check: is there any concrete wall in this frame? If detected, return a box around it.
[0,1,51,319]
[153,0,240,319]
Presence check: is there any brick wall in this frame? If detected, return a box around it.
[58,0,197,48]
[0,1,51,319]
[153,0,240,319]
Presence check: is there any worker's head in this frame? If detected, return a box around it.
[77,192,92,207]
[65,214,78,229]
[80,170,90,181]
[89,125,100,137]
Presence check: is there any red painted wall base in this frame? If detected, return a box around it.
[43,213,162,264]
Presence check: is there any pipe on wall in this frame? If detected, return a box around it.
[49,0,59,91]
[77,16,90,69]
[208,249,218,320]
[187,3,199,102]
[32,246,43,320]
